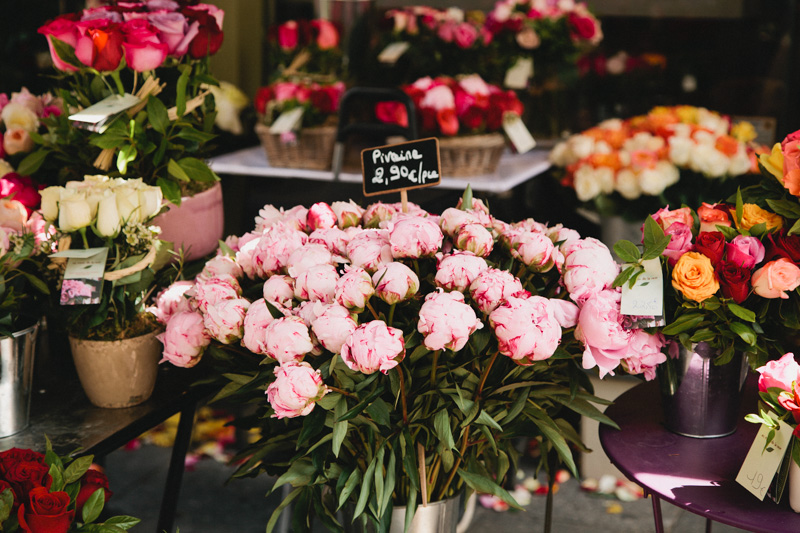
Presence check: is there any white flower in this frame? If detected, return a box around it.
[639,161,679,195]
[0,159,14,178]
[573,166,614,202]
[690,144,729,177]
[668,136,693,167]
[614,169,641,200]
[1,102,38,132]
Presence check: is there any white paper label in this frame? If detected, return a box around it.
[736,419,794,500]
[504,57,533,89]
[69,93,140,133]
[59,247,108,305]
[378,42,410,64]
[503,114,535,154]
[269,107,305,135]
[620,258,664,317]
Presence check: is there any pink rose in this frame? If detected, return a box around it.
[435,251,489,292]
[277,20,298,50]
[455,223,494,257]
[241,298,277,355]
[341,320,405,374]
[346,229,393,273]
[437,20,456,42]
[331,200,364,229]
[193,275,241,313]
[38,16,80,72]
[293,264,339,303]
[150,280,194,324]
[335,266,374,312]
[726,235,765,270]
[622,330,666,381]
[310,304,356,354]
[575,290,629,378]
[122,39,169,71]
[562,238,619,304]
[454,22,478,48]
[264,316,314,363]
[286,243,333,277]
[307,202,337,231]
[757,352,800,393]
[662,222,693,266]
[266,362,328,419]
[362,202,397,228]
[147,11,198,56]
[263,275,295,309]
[752,258,800,299]
[510,231,555,271]
[469,268,526,314]
[3,129,34,156]
[197,255,244,283]
[389,216,443,258]
[418,290,483,351]
[372,262,419,305]
[309,227,350,256]
[489,295,562,364]
[272,81,298,103]
[158,310,211,368]
[204,298,250,344]
[311,19,339,49]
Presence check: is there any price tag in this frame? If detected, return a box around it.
[52,247,109,305]
[362,138,441,197]
[736,419,794,500]
[503,113,535,154]
[504,57,533,89]
[378,42,410,64]
[269,107,305,135]
[620,258,664,319]
[69,93,140,133]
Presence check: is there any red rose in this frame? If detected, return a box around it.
[568,13,598,41]
[694,231,726,266]
[419,107,437,134]
[437,108,459,136]
[4,461,51,502]
[716,260,751,304]
[765,230,800,263]
[0,173,42,215]
[18,487,74,533]
[74,20,125,72]
[253,87,272,115]
[782,129,800,153]
[277,20,298,50]
[310,88,334,115]
[0,448,46,477]
[460,105,484,130]
[75,469,112,514]
[183,9,224,59]
[375,101,408,127]
[38,15,81,72]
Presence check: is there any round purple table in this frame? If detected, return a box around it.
[599,375,800,533]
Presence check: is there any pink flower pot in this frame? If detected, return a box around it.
[153,182,224,261]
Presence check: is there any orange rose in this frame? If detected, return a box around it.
[672,251,720,302]
[697,202,731,233]
[735,203,783,232]
[714,135,739,157]
[781,138,800,196]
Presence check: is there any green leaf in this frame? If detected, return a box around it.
[728,303,756,322]
[365,398,391,427]
[374,447,386,516]
[689,328,717,343]
[176,157,220,183]
[332,398,348,458]
[434,409,456,450]
[353,454,377,520]
[272,458,316,491]
[49,36,84,69]
[17,149,50,176]
[82,488,106,524]
[102,516,141,530]
[729,322,757,346]
[613,240,640,263]
[147,95,169,134]
[116,144,137,175]
[475,410,503,432]
[766,198,800,219]
[176,65,190,117]
[460,185,473,211]
[661,313,705,335]
[337,468,362,511]
[266,487,302,533]
[717,224,739,240]
[612,266,636,289]
[381,450,396,516]
[64,455,93,484]
[0,488,13,523]
[642,216,666,251]
[157,177,182,206]
[457,468,522,510]
[735,188,744,227]
[176,128,217,144]
[404,486,418,533]
[788,218,800,236]
[21,272,49,294]
[641,235,671,260]
[167,158,191,182]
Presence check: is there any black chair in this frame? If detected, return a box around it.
[332,87,418,180]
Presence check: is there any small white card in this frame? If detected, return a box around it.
[504,57,533,89]
[736,419,794,500]
[503,114,535,154]
[269,107,305,135]
[69,93,140,133]
[59,247,108,306]
[620,258,664,318]
[378,42,410,64]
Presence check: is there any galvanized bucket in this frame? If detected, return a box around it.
[0,322,40,438]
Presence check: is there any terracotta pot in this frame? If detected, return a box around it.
[69,330,161,408]
[153,181,224,261]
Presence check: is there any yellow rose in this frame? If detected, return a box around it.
[731,121,757,143]
[758,143,784,182]
[671,251,719,302]
[736,203,783,232]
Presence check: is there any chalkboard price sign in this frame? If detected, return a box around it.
[361,137,441,197]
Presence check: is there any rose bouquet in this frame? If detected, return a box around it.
[26,0,224,206]
[254,80,346,132]
[549,105,763,222]
[0,88,62,166]
[268,19,343,82]
[0,443,139,532]
[153,189,664,530]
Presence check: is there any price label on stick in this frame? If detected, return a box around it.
[736,419,794,500]
[362,138,441,196]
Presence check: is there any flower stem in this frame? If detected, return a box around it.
[388,302,396,327]
[430,350,440,388]
[366,299,380,321]
[477,351,499,400]
[437,426,470,501]
[327,386,356,398]
[397,366,409,425]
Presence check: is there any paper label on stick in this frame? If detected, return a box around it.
[620,258,664,318]
[504,57,533,89]
[58,247,108,305]
[503,114,535,154]
[269,107,304,135]
[69,93,140,133]
[736,419,794,500]
[378,42,410,64]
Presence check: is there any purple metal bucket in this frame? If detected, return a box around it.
[658,341,749,438]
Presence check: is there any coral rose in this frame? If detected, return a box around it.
[752,258,800,299]
[671,251,720,302]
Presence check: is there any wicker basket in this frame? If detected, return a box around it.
[255,123,337,171]
[439,133,506,177]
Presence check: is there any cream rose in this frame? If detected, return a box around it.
[1,102,38,132]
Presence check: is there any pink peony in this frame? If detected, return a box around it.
[346,229,393,273]
[362,202,397,228]
[286,243,333,277]
[455,223,494,257]
[622,330,666,381]
[662,222,694,266]
[575,290,630,378]
[331,200,364,229]
[197,254,244,283]
[726,235,765,270]
[241,298,278,355]
[489,296,562,364]
[510,231,555,271]
[469,268,526,314]
[263,275,295,309]
[757,352,800,393]
[311,303,357,354]
[204,298,250,344]
[237,223,308,279]
[150,280,194,324]
[308,227,351,257]
[293,264,339,303]
[439,207,482,236]
[193,275,241,313]
[372,262,419,304]
[417,290,483,351]
[266,362,328,419]
[548,298,579,329]
[335,266,374,312]
[158,310,211,368]
[435,251,489,292]
[306,202,337,231]
[389,216,443,259]
[562,238,619,304]
[340,320,405,374]
[263,316,314,363]
[752,258,800,299]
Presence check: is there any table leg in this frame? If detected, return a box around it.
[649,491,665,533]
[155,402,197,533]
[706,517,713,533]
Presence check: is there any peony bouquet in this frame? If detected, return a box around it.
[39,175,171,340]
[613,200,796,371]
[550,105,763,221]
[268,19,343,81]
[26,0,224,205]
[0,443,139,532]
[375,75,524,137]
[254,79,346,131]
[154,189,663,530]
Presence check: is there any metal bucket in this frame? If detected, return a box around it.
[658,341,748,438]
[0,322,40,438]
[343,493,468,533]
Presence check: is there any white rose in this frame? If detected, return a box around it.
[445,7,464,22]
[0,159,14,178]
[690,144,728,177]
[696,108,729,135]
[573,166,603,202]
[668,136,693,166]
[728,149,751,176]
[492,2,512,22]
[96,193,122,237]
[40,186,63,222]
[115,184,144,224]
[614,169,642,200]
[605,52,628,75]
[568,135,596,160]
[548,142,571,167]
[598,118,624,130]
[458,74,490,96]
[138,185,164,221]
[58,189,93,232]
[1,102,38,132]
[639,162,680,195]
[420,84,455,111]
[624,132,663,152]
